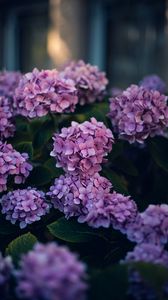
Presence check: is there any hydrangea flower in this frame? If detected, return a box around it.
[108,191,138,232]
[48,173,112,227]
[0,96,15,139]
[0,70,21,99]
[51,117,114,175]
[125,204,168,245]
[124,243,168,266]
[48,173,137,228]
[1,188,50,229]
[14,68,78,118]
[60,60,108,105]
[108,85,168,143]
[0,142,32,192]
[139,74,166,94]
[16,242,87,300]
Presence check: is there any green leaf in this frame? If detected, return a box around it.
[14,141,33,159]
[148,137,168,173]
[33,120,54,150]
[47,217,108,243]
[108,141,124,161]
[26,166,53,186]
[113,156,138,176]
[102,169,128,194]
[44,158,63,177]
[6,232,37,264]
[89,265,128,300]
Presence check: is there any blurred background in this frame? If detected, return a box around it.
[0,0,168,87]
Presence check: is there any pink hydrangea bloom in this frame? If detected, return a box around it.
[60,60,108,105]
[126,204,168,245]
[51,117,114,176]
[0,70,21,99]
[1,188,50,229]
[48,173,137,228]
[14,68,78,118]
[0,142,32,192]
[16,242,87,300]
[109,84,168,143]
[0,96,15,139]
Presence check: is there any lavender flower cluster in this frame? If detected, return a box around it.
[121,205,168,299]
[51,117,114,175]
[1,188,50,229]
[109,84,168,144]
[0,142,32,192]
[49,118,138,229]
[16,242,87,300]
[60,60,108,105]
[0,243,87,300]
[0,96,15,139]
[14,68,78,118]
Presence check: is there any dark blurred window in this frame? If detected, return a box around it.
[105,0,167,87]
[0,0,168,87]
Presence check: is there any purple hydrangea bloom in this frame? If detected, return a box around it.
[109,85,168,143]
[139,74,166,94]
[124,243,168,266]
[1,188,50,229]
[48,173,137,228]
[60,60,108,105]
[0,70,21,99]
[0,96,15,139]
[0,142,32,192]
[16,242,87,300]
[14,68,78,118]
[108,191,138,232]
[48,173,112,227]
[51,117,114,176]
[126,204,168,245]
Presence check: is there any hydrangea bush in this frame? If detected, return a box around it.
[0,67,168,299]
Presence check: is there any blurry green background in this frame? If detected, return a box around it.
[0,0,168,87]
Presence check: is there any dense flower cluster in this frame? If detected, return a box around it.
[124,243,168,266]
[0,188,50,228]
[16,242,87,300]
[60,60,108,105]
[139,74,166,94]
[109,84,168,143]
[48,173,137,228]
[0,70,21,99]
[14,68,78,118]
[108,191,138,232]
[0,96,15,139]
[0,142,32,192]
[51,117,114,175]
[126,204,168,245]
